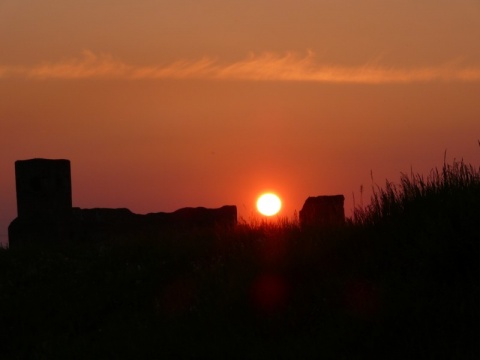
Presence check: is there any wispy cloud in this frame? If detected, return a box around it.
[1,50,480,83]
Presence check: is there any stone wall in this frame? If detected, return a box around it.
[8,158,237,246]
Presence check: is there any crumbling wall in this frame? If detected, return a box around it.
[8,158,237,246]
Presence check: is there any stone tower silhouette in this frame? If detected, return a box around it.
[8,159,73,246]
[14,158,72,220]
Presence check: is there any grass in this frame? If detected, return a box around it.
[1,159,480,359]
[354,158,480,228]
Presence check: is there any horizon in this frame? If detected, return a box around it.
[2,0,480,246]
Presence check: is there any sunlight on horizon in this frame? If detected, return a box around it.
[257,193,282,216]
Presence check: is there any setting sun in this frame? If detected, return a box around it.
[256,193,282,216]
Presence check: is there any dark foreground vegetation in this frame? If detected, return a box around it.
[1,160,480,359]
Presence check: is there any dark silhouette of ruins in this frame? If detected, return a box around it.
[8,159,346,246]
[8,159,237,246]
[299,195,345,228]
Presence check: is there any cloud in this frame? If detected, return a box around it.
[1,50,480,83]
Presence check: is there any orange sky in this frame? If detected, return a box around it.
[1,0,480,245]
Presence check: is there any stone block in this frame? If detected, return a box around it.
[299,195,345,228]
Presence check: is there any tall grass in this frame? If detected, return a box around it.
[353,158,480,228]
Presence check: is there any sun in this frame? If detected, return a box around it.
[256,193,282,216]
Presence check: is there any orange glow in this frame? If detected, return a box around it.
[256,193,282,216]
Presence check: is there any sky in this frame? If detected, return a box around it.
[1,0,480,245]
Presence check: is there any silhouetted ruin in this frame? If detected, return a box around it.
[299,195,345,228]
[8,159,237,246]
[14,159,72,220]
